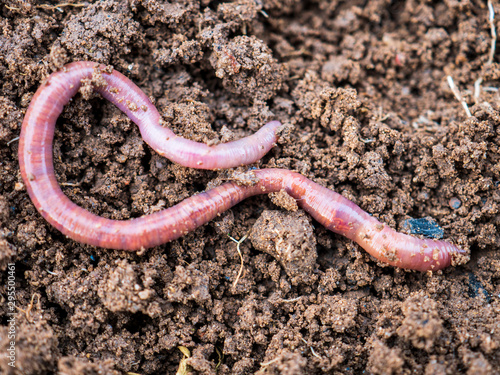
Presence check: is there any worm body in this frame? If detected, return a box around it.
[19,62,465,271]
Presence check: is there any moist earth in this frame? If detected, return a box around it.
[1,1,500,374]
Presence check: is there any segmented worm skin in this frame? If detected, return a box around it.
[19,62,465,271]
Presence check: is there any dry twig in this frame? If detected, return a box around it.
[228,230,250,289]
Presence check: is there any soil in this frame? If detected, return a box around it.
[0,1,499,374]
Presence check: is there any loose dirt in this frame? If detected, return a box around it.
[1,1,499,374]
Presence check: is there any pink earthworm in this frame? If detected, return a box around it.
[18,62,465,271]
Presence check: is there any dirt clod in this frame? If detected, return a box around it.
[251,210,317,285]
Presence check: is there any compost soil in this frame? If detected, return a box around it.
[1,1,499,374]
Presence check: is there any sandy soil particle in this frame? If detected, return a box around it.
[1,0,500,374]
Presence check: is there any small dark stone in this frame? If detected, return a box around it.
[468,273,491,302]
[403,217,444,239]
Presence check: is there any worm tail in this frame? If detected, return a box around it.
[253,169,466,271]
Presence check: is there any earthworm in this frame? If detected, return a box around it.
[19,61,465,271]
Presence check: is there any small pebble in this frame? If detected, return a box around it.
[403,217,444,239]
[449,197,461,209]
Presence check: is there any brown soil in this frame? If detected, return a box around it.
[1,1,499,374]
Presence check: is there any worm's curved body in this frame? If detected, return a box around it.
[19,62,465,271]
